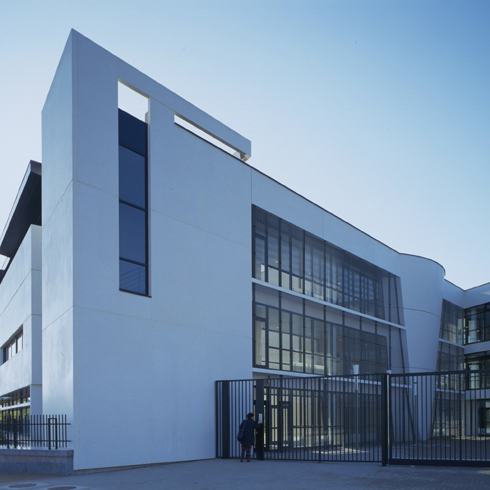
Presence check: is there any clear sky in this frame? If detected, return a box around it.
[1,0,489,289]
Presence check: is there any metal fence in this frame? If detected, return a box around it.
[0,414,70,449]
[389,370,490,466]
[216,373,387,463]
[217,370,490,467]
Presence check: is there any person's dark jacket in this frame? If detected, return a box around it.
[239,418,260,445]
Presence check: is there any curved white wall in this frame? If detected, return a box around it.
[399,254,444,372]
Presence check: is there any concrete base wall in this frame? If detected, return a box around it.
[0,449,73,476]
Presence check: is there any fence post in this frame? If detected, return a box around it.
[381,373,389,466]
[221,382,230,459]
[318,379,323,463]
[55,416,59,449]
[13,418,18,448]
[255,380,265,461]
[48,417,52,450]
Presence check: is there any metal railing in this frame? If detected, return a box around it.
[389,370,490,466]
[216,373,387,463]
[217,370,490,467]
[0,414,70,449]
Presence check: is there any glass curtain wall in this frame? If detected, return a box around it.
[252,206,404,325]
[465,353,490,390]
[253,285,394,375]
[440,300,464,345]
[437,342,464,373]
[465,303,490,344]
[437,300,464,376]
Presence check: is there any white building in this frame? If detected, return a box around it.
[0,30,489,471]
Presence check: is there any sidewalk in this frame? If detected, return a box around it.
[1,459,489,490]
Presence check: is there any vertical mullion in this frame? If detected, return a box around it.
[265,214,269,284]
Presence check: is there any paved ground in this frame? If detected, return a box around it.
[0,459,489,490]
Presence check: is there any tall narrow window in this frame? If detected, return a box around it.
[119,109,148,295]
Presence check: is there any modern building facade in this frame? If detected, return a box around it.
[0,30,489,471]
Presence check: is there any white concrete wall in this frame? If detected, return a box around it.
[399,254,445,372]
[464,282,490,309]
[43,31,253,471]
[41,32,77,453]
[0,225,42,413]
[443,280,464,307]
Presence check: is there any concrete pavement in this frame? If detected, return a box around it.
[0,459,489,490]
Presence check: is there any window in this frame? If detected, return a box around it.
[439,300,464,345]
[253,285,390,375]
[119,109,149,295]
[465,353,490,390]
[252,206,404,325]
[464,303,490,344]
[2,328,23,364]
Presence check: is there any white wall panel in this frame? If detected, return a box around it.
[31,315,42,386]
[443,280,464,307]
[251,171,324,239]
[155,124,208,229]
[42,30,77,440]
[75,34,118,196]
[76,308,152,470]
[373,241,400,276]
[464,283,490,309]
[206,149,252,247]
[323,212,376,264]
[400,254,444,372]
[42,33,75,224]
[151,323,210,462]
[147,99,174,217]
[150,212,207,329]
[41,182,74,330]
[42,308,74,417]
[206,233,251,338]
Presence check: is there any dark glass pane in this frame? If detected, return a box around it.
[120,259,147,295]
[118,109,147,156]
[119,203,147,264]
[119,146,146,208]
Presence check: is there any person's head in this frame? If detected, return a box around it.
[247,412,254,420]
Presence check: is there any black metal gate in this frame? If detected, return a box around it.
[389,370,490,466]
[216,373,387,463]
[217,370,490,467]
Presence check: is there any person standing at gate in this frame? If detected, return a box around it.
[239,412,261,462]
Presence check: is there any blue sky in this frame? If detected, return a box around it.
[1,0,489,289]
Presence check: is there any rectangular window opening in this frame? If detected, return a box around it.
[2,327,23,365]
[118,81,149,123]
[118,86,149,296]
[174,114,245,160]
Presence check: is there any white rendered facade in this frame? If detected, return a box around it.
[0,31,488,470]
